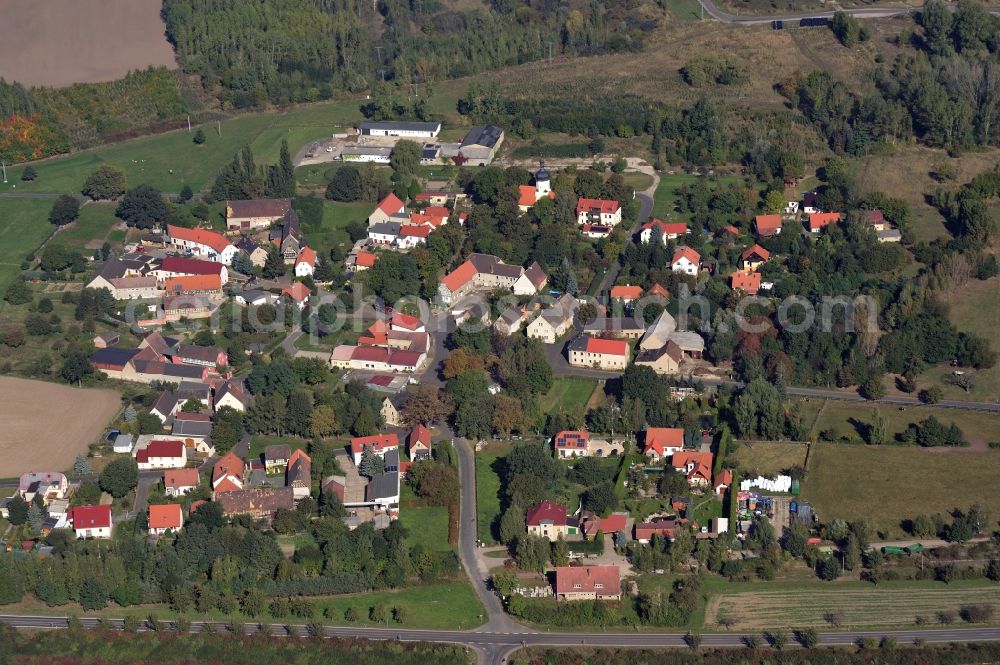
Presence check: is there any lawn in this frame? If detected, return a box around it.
[730,441,808,476]
[398,503,452,552]
[248,435,311,461]
[805,398,1000,447]
[55,202,120,249]
[475,441,511,544]
[314,581,486,630]
[0,198,56,294]
[704,579,1000,630]
[620,171,654,192]
[650,173,745,221]
[930,274,1000,403]
[304,200,370,257]
[801,443,1000,536]
[665,0,703,21]
[538,377,598,415]
[3,114,275,195]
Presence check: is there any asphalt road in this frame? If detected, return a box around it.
[695,0,1000,25]
[6,614,1000,665]
[593,190,654,305]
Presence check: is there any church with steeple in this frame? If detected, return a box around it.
[518,161,557,212]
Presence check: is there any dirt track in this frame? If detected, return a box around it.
[0,0,176,87]
[0,376,120,477]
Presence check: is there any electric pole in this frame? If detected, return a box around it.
[187,115,191,132]
[217,121,222,137]
[1,161,6,184]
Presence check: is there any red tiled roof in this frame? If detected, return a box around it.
[136,440,185,463]
[376,193,405,215]
[730,271,762,294]
[867,209,885,225]
[809,212,842,231]
[642,219,688,236]
[165,274,222,293]
[672,451,714,482]
[213,452,245,485]
[296,246,316,267]
[585,337,628,356]
[149,503,183,530]
[164,468,200,489]
[740,244,770,263]
[71,505,112,530]
[715,469,733,488]
[160,256,224,276]
[423,206,450,218]
[518,185,537,207]
[167,225,231,254]
[355,251,377,268]
[648,283,670,299]
[634,520,680,540]
[282,282,310,302]
[400,224,430,238]
[351,346,389,362]
[408,424,432,451]
[610,285,643,300]
[526,500,567,527]
[351,433,399,455]
[643,427,684,457]
[392,311,423,330]
[576,198,620,214]
[388,350,423,367]
[671,246,701,266]
[441,259,478,293]
[554,430,589,449]
[554,566,621,596]
[600,512,628,533]
[754,215,782,235]
[581,223,611,236]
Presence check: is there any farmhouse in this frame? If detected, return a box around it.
[526,500,577,541]
[437,254,546,305]
[576,198,622,227]
[214,380,249,412]
[351,433,399,466]
[165,225,236,264]
[582,316,646,340]
[86,253,159,299]
[754,214,782,238]
[526,293,577,344]
[567,336,629,371]
[359,120,441,138]
[671,247,701,276]
[642,427,685,463]
[634,339,683,375]
[226,198,292,231]
[554,566,622,601]
[639,219,688,243]
[212,452,248,495]
[69,505,112,539]
[368,221,401,245]
[148,503,183,536]
[154,256,228,284]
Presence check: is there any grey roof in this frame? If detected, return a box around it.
[113,433,134,448]
[539,293,577,325]
[567,335,590,352]
[461,125,503,149]
[667,330,705,352]
[468,253,522,279]
[584,317,646,334]
[176,382,212,398]
[384,448,400,469]
[360,120,441,133]
[264,444,292,462]
[369,221,401,236]
[171,420,213,438]
[367,472,400,501]
[151,391,179,415]
[499,306,526,326]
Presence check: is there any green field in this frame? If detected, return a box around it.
[475,441,511,544]
[304,200,370,257]
[538,377,598,415]
[314,581,486,629]
[801,443,1000,535]
[651,173,745,221]
[665,0,704,21]
[398,503,452,552]
[730,441,808,476]
[248,435,311,461]
[705,579,1000,630]
[55,202,121,249]
[0,198,56,294]
[929,274,1000,403]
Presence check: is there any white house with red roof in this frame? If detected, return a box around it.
[368,193,406,226]
[164,468,201,497]
[282,282,311,309]
[391,311,425,333]
[148,503,184,536]
[714,469,733,495]
[576,198,622,227]
[526,500,576,541]
[639,219,688,244]
[567,336,630,371]
[396,224,430,249]
[407,424,432,461]
[152,256,228,285]
[739,244,770,271]
[671,247,701,276]
[554,565,622,601]
[294,246,316,277]
[69,505,112,539]
[754,214,783,238]
[134,439,187,470]
[808,212,842,233]
[553,430,589,459]
[212,452,247,495]
[351,433,399,466]
[642,427,684,463]
[672,451,714,488]
[165,225,237,265]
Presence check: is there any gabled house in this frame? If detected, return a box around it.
[554,566,622,601]
[526,293,577,344]
[164,468,200,497]
[263,444,292,472]
[154,256,228,285]
[554,430,589,459]
[634,339,683,375]
[609,284,643,304]
[286,449,312,499]
[212,452,247,495]
[148,503,183,536]
[226,198,292,231]
[634,518,683,543]
[381,393,406,427]
[495,305,530,336]
[672,451,714,488]
[730,270,762,296]
[165,225,236,265]
[714,469,733,495]
[671,247,701,276]
[397,224,430,249]
[368,193,406,226]
[350,433,399,466]
[526,500,577,541]
[281,282,310,310]
[407,424,432,461]
[215,487,295,522]
[460,124,504,164]
[134,439,186,470]
[214,380,249,412]
[739,244,770,271]
[576,198,622,227]
[391,311,425,333]
[354,251,378,272]
[368,221,401,245]
[639,219,688,244]
[438,254,546,305]
[753,214,783,238]
[567,336,629,371]
[69,505,112,539]
[808,212,841,233]
[642,427,684,463]
[294,246,316,277]
[18,472,68,504]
